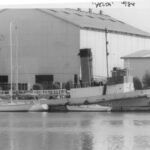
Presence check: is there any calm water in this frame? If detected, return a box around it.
[0,112,150,150]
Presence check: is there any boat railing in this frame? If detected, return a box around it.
[32,89,67,96]
[0,89,69,100]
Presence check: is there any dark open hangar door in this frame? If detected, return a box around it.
[0,75,8,90]
[35,75,54,84]
[0,76,8,83]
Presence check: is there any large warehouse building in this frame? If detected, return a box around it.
[0,9,150,89]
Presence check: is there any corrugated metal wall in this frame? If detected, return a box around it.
[80,29,150,79]
[80,29,106,79]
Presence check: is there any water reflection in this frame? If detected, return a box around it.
[0,112,150,150]
[134,136,150,150]
[134,120,150,126]
[101,120,123,126]
[107,135,124,150]
[81,132,93,150]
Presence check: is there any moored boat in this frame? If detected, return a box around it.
[0,102,48,112]
[66,104,112,112]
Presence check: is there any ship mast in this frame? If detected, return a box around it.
[15,25,19,94]
[10,22,13,103]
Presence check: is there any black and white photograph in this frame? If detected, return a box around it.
[0,0,150,149]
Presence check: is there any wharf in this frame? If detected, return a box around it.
[39,89,150,112]
[1,89,150,112]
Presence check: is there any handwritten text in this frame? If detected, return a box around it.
[92,1,136,8]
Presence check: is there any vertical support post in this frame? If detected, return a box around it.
[105,28,109,78]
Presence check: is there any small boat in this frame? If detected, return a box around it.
[0,94,48,112]
[0,92,49,112]
[0,102,48,112]
[66,104,112,112]
[0,22,48,112]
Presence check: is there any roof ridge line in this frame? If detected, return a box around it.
[37,9,81,28]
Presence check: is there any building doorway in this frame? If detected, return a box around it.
[0,75,8,90]
[35,75,54,89]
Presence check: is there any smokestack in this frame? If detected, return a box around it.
[89,8,92,13]
[99,10,103,15]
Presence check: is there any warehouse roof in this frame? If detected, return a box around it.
[39,9,150,38]
[121,50,150,59]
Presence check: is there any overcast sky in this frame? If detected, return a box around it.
[0,0,150,33]
[101,8,150,33]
